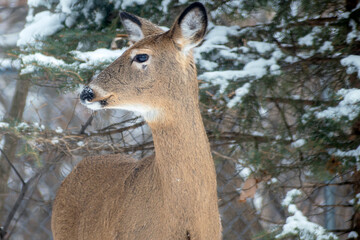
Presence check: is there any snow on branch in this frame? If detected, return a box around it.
[275,189,338,240]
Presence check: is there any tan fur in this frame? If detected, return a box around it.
[52,3,221,240]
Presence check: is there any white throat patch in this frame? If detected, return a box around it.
[110,104,161,122]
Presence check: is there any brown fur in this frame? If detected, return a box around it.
[52,3,221,240]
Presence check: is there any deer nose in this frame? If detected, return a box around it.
[80,86,95,103]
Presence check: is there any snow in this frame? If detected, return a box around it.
[341,55,360,78]
[33,122,45,130]
[236,165,251,179]
[55,126,64,133]
[22,53,68,68]
[227,83,251,108]
[17,11,65,48]
[298,27,321,47]
[277,189,338,240]
[121,0,148,9]
[316,88,360,121]
[0,58,21,71]
[282,189,301,206]
[16,122,30,129]
[161,0,172,13]
[334,145,360,158]
[334,145,360,169]
[51,137,59,144]
[0,122,9,128]
[94,12,105,26]
[199,58,276,93]
[291,139,306,148]
[276,204,338,240]
[194,25,240,70]
[28,0,51,8]
[298,33,314,46]
[348,231,358,239]
[77,141,85,147]
[19,48,127,74]
[347,20,360,44]
[71,48,127,69]
[20,53,70,74]
[284,56,299,63]
[58,0,74,14]
[269,178,278,184]
[65,13,78,28]
[318,41,334,53]
[247,41,276,54]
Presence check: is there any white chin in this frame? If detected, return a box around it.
[82,101,103,111]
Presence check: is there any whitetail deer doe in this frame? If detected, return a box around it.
[52,2,221,239]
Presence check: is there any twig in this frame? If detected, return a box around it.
[0,149,24,185]
[79,113,94,134]
[0,149,39,240]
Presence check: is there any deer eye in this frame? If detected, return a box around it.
[134,54,149,63]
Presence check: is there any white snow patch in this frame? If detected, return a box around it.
[316,88,360,121]
[77,141,85,147]
[55,126,64,133]
[0,58,21,71]
[276,204,338,240]
[199,58,276,93]
[318,41,334,53]
[298,33,314,46]
[239,167,251,179]
[298,27,321,47]
[17,122,30,129]
[72,48,127,69]
[227,83,251,108]
[291,139,306,148]
[348,231,358,239]
[94,11,104,26]
[58,0,75,14]
[51,137,59,144]
[28,0,51,8]
[121,0,148,9]
[17,11,65,48]
[282,189,302,206]
[247,41,276,54]
[194,25,239,70]
[341,55,360,78]
[0,122,9,128]
[161,0,172,13]
[277,189,338,240]
[334,145,360,169]
[20,53,70,74]
[347,20,360,44]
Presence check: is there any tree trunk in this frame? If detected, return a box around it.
[0,79,30,223]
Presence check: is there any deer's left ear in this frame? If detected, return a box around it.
[120,12,164,44]
[170,2,208,51]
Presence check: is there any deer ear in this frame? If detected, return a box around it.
[120,12,164,44]
[170,2,208,51]
[120,12,144,43]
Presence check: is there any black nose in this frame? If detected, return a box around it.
[80,86,95,102]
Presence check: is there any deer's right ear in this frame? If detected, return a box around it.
[170,2,208,52]
[120,12,144,43]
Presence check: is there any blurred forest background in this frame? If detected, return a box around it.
[0,0,360,239]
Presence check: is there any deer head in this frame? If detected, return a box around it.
[79,2,207,124]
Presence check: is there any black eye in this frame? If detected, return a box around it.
[134,54,149,63]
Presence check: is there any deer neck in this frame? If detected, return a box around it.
[148,100,216,198]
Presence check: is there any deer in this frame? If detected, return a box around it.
[51,2,221,239]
